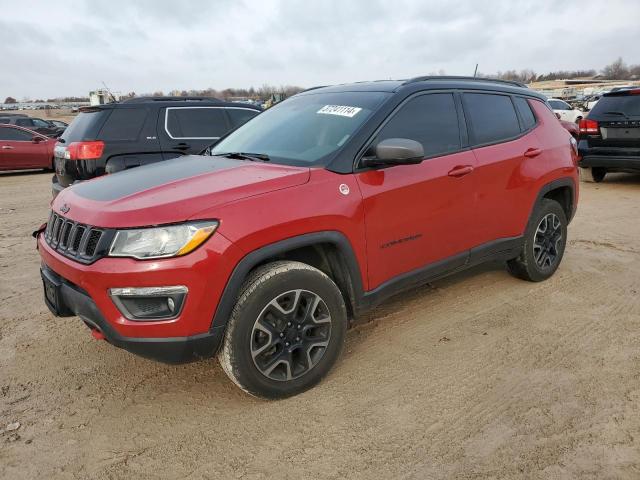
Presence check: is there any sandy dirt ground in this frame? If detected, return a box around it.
[1,171,639,479]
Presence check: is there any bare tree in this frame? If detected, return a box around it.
[601,57,630,80]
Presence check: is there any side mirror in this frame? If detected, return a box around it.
[32,136,44,143]
[362,138,424,167]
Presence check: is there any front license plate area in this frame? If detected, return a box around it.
[41,269,72,316]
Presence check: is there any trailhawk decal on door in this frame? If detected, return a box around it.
[380,234,423,249]
[317,105,362,118]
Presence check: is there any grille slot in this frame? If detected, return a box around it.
[43,211,110,264]
[85,230,103,257]
[60,222,72,248]
[71,226,85,252]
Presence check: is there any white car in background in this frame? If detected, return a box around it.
[548,98,584,123]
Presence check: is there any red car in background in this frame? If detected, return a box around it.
[0,124,56,171]
[560,119,579,139]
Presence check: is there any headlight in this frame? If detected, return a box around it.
[108,221,218,259]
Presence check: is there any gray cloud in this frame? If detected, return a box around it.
[1,0,639,99]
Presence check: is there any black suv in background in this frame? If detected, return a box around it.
[52,97,261,196]
[0,116,65,137]
[578,88,640,182]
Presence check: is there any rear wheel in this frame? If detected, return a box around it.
[579,166,606,183]
[507,199,567,282]
[219,261,347,399]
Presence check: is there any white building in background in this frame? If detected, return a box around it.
[89,89,120,106]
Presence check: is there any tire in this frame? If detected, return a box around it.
[219,261,348,399]
[507,199,567,282]
[579,166,606,183]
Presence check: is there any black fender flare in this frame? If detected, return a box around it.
[529,177,577,225]
[209,231,365,329]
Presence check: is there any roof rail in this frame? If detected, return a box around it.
[122,96,222,103]
[403,76,527,88]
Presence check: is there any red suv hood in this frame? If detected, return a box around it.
[52,156,310,227]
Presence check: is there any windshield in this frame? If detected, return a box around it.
[211,91,390,166]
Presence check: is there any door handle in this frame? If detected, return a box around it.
[1,145,14,150]
[447,165,474,177]
[524,148,542,158]
[173,143,191,151]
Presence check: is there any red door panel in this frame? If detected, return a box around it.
[356,150,477,289]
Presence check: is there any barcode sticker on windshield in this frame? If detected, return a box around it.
[317,105,362,118]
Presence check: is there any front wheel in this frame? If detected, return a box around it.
[219,261,347,399]
[507,199,567,282]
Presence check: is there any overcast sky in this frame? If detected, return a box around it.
[1,0,639,99]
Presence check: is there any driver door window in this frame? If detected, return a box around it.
[374,93,461,158]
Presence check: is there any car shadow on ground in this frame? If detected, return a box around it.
[596,172,640,184]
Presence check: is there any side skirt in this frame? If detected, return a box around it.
[357,236,523,313]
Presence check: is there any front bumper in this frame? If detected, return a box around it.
[42,265,224,363]
[38,230,243,363]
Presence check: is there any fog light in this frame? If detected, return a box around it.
[108,286,187,321]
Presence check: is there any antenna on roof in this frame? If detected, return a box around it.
[101,81,117,103]
[473,64,479,78]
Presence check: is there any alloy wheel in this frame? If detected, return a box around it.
[250,289,332,381]
[533,213,562,269]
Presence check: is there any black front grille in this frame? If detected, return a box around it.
[44,212,113,264]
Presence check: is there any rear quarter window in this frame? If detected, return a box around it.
[514,97,537,131]
[464,93,521,145]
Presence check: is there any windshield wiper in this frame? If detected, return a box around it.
[602,111,629,118]
[217,152,270,162]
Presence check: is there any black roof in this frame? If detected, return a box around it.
[299,76,543,100]
[81,97,262,111]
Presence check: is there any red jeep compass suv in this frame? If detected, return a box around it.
[37,77,579,398]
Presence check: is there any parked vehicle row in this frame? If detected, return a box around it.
[37,76,579,398]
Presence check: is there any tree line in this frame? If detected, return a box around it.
[485,58,640,83]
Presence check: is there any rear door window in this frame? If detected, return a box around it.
[463,93,521,145]
[165,107,230,139]
[514,97,537,131]
[376,93,461,158]
[227,108,259,128]
[98,108,147,141]
[0,127,34,141]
